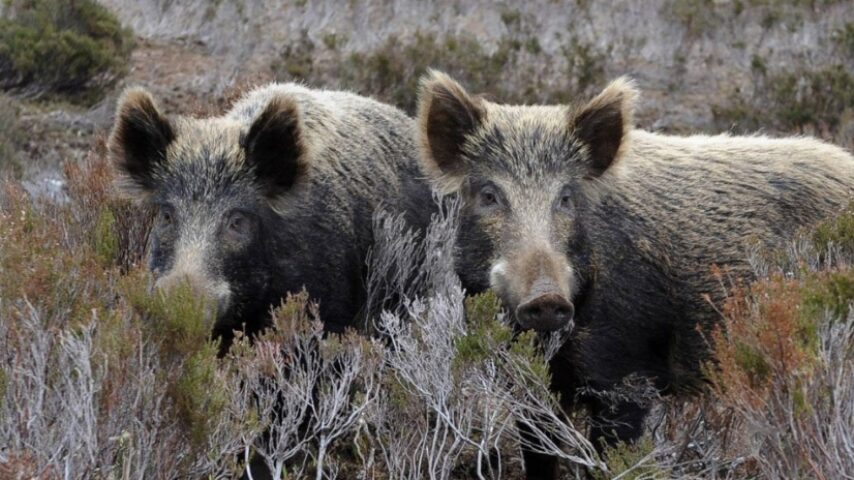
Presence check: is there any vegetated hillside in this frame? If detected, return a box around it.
[99,0,854,135]
[1,1,853,478]
[3,0,853,198]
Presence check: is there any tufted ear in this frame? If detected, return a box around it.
[417,70,486,193]
[570,76,638,178]
[108,88,175,196]
[242,95,309,199]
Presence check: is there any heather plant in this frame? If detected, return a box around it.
[2,146,852,478]
[702,210,854,479]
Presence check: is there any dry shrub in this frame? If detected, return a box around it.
[699,211,854,479]
[63,137,153,272]
[5,138,850,478]
[711,276,814,409]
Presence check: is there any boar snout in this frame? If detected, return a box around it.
[516,292,574,331]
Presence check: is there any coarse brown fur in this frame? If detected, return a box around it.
[110,83,434,480]
[110,82,432,339]
[416,70,854,479]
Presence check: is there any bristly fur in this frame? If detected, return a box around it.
[415,71,854,479]
[108,87,174,200]
[108,82,433,348]
[241,94,311,205]
[417,69,486,194]
[416,71,640,205]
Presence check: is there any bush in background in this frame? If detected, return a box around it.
[272,26,607,114]
[713,65,854,149]
[0,93,20,176]
[0,0,134,102]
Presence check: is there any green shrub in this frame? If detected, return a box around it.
[713,65,854,144]
[562,37,607,96]
[812,204,854,258]
[665,0,721,37]
[125,278,216,359]
[593,437,665,480]
[272,29,599,113]
[174,341,231,449]
[455,291,510,366]
[832,22,854,57]
[0,93,20,175]
[455,291,551,387]
[93,208,119,266]
[802,270,854,321]
[0,0,134,102]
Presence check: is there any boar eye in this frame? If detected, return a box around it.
[157,205,175,228]
[478,184,501,209]
[557,187,574,212]
[224,210,255,242]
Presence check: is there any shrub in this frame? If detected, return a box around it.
[664,0,721,37]
[713,65,854,148]
[704,208,854,478]
[0,0,134,102]
[832,22,854,57]
[812,202,854,259]
[0,93,20,176]
[593,437,665,480]
[0,153,608,478]
[272,29,604,113]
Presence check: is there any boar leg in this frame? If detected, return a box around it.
[518,419,559,480]
[588,399,647,452]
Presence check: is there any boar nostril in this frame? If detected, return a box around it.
[516,294,574,332]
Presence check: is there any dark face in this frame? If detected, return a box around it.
[418,72,634,331]
[109,90,307,332]
[146,151,275,331]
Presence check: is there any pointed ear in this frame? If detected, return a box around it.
[242,95,308,199]
[570,77,638,178]
[108,88,175,196]
[417,70,485,193]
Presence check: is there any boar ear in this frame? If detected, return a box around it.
[417,70,485,193]
[109,88,175,196]
[243,95,309,198]
[570,76,637,178]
